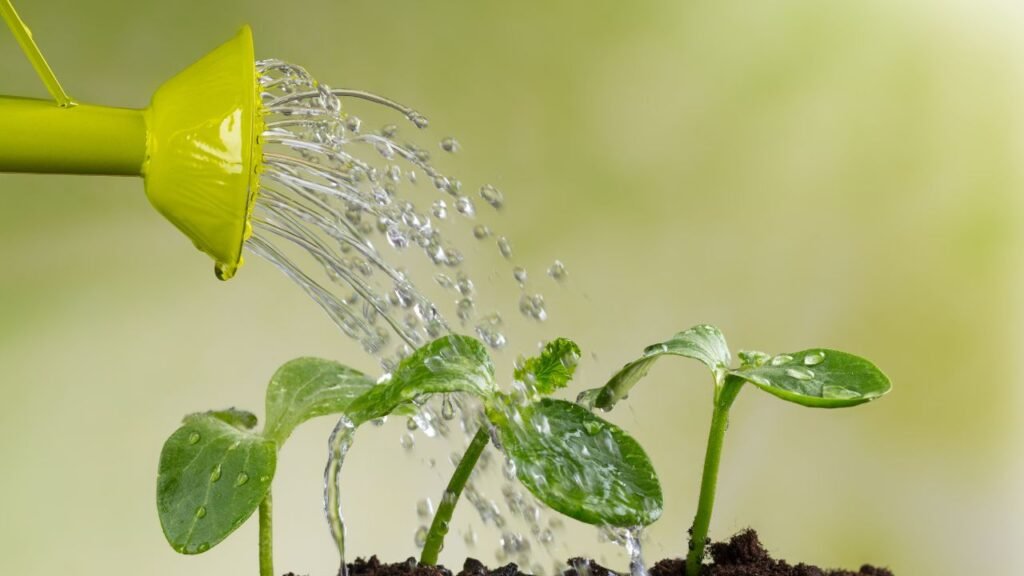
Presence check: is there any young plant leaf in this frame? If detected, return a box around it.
[263,357,376,444]
[344,334,496,423]
[729,348,891,408]
[157,411,276,555]
[587,324,731,410]
[514,337,581,395]
[490,398,663,527]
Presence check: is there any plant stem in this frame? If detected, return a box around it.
[259,492,274,576]
[420,425,490,565]
[685,377,743,576]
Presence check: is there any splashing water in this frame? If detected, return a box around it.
[246,59,623,576]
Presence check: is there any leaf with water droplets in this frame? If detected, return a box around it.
[514,338,581,395]
[729,349,890,408]
[583,324,732,410]
[263,357,376,444]
[157,411,276,555]
[490,399,662,527]
[345,335,496,423]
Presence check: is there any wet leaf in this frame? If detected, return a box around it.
[514,337,581,395]
[729,349,891,408]
[491,398,662,527]
[263,357,376,444]
[157,411,276,555]
[345,335,496,423]
[585,324,731,410]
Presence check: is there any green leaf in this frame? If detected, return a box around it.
[345,335,496,423]
[584,324,731,411]
[157,411,276,555]
[263,357,376,444]
[514,337,581,395]
[729,348,891,408]
[491,398,662,527]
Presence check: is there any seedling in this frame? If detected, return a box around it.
[418,338,659,564]
[157,335,663,576]
[577,324,891,576]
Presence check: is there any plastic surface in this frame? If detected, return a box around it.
[144,26,260,280]
[0,97,145,174]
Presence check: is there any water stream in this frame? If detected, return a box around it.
[247,59,635,576]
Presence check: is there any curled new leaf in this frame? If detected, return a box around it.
[157,411,276,555]
[514,337,581,395]
[729,348,890,408]
[263,357,376,444]
[490,398,663,527]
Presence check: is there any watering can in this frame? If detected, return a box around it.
[0,0,260,279]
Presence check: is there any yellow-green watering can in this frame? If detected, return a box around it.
[0,0,261,279]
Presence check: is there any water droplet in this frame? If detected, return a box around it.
[414,525,429,548]
[381,124,398,138]
[464,527,478,547]
[547,260,567,281]
[417,498,435,518]
[770,354,794,366]
[441,395,457,420]
[400,432,416,450]
[456,273,474,296]
[196,506,207,519]
[187,432,201,445]
[456,298,475,322]
[196,543,210,553]
[345,116,362,132]
[497,236,513,259]
[455,196,476,217]
[210,464,222,483]
[432,200,448,219]
[480,184,504,210]
[803,352,825,366]
[518,293,548,322]
[234,472,250,487]
[785,367,814,380]
[440,137,460,153]
[473,225,491,240]
[513,267,528,285]
[739,350,771,368]
[822,384,860,399]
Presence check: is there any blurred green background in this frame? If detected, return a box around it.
[1,1,1021,575]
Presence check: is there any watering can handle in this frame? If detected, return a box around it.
[0,0,73,107]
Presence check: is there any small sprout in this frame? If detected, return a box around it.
[578,324,891,576]
[157,358,378,576]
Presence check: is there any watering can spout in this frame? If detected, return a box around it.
[0,19,260,280]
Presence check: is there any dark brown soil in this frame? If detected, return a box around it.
[283,529,891,576]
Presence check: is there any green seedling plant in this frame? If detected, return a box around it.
[157,334,663,576]
[577,324,891,576]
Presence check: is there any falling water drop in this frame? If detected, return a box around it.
[480,184,504,210]
[497,236,513,259]
[547,260,567,281]
[440,137,460,153]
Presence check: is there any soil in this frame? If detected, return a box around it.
[283,529,892,576]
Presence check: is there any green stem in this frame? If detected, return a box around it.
[259,492,274,576]
[685,377,743,576]
[419,425,490,565]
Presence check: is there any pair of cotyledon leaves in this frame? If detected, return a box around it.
[157,326,889,555]
[157,336,659,555]
[580,324,890,412]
